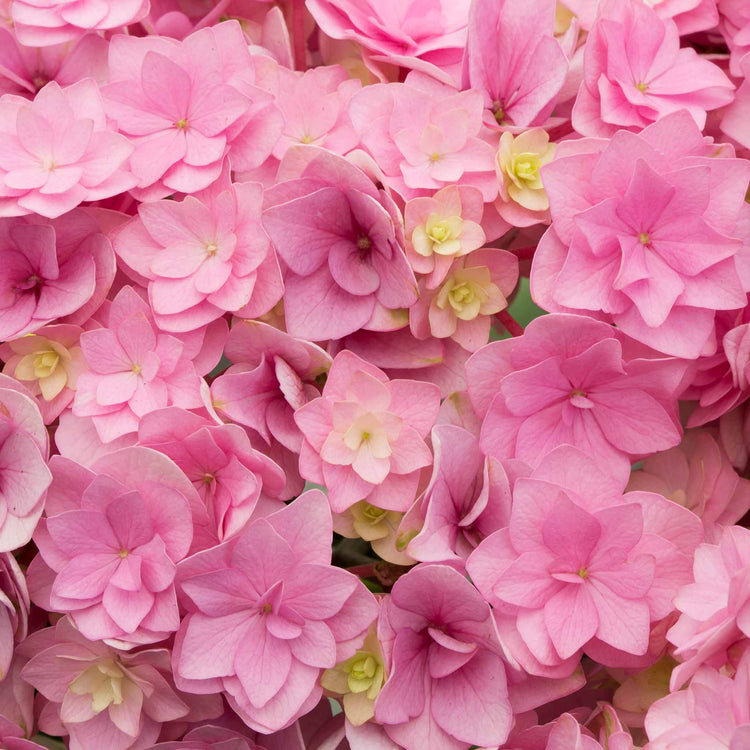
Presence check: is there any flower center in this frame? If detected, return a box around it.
[638,232,651,245]
[175,118,188,129]
[69,660,127,714]
[635,82,648,93]
[577,567,588,579]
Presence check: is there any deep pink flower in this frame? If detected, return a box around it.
[572,0,734,137]
[11,0,149,46]
[466,314,686,475]
[374,564,512,750]
[0,212,114,340]
[295,350,440,513]
[210,319,331,499]
[73,286,205,443]
[0,79,135,217]
[262,147,417,341]
[173,491,378,734]
[112,167,283,333]
[462,0,568,127]
[102,21,282,200]
[21,618,196,750]
[532,112,750,358]
[30,447,196,646]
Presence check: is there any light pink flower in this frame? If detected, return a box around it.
[211,319,332,498]
[173,491,378,734]
[73,286,205,443]
[463,0,568,127]
[11,0,149,46]
[0,554,29,684]
[102,21,282,200]
[532,112,750,358]
[30,447,195,646]
[262,147,417,341]
[21,618,193,750]
[137,407,286,544]
[466,314,686,475]
[374,564,512,750]
[147,725,264,750]
[406,424,514,563]
[404,185,486,289]
[350,74,498,201]
[0,210,114,341]
[627,429,750,539]
[719,0,750,76]
[409,248,519,352]
[294,351,439,513]
[645,648,750,748]
[572,0,734,137]
[721,51,750,156]
[0,79,135,218]
[112,167,283,333]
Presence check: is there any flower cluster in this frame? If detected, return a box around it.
[0,1,748,749]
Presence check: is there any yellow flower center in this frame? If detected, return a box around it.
[577,567,588,579]
[639,232,651,245]
[69,661,126,714]
[635,82,648,93]
[175,118,188,129]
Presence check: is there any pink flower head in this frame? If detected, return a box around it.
[532,112,750,358]
[409,248,519,352]
[73,286,205,443]
[0,553,30,682]
[627,429,750,539]
[31,447,196,646]
[305,0,471,74]
[720,0,750,76]
[466,313,686,475]
[645,648,750,748]
[262,147,418,341]
[406,424,514,563]
[462,0,568,127]
[173,491,378,734]
[21,617,192,750]
[271,65,361,159]
[0,211,114,340]
[467,446,702,668]
[404,185,486,289]
[350,75,498,201]
[572,0,734,137]
[373,564,512,750]
[147,725,263,750]
[211,319,331,498]
[11,1,149,47]
[294,350,440,513]
[0,375,51,552]
[0,79,135,217]
[137,407,286,544]
[667,525,750,690]
[102,21,282,200]
[112,167,283,333]
[0,323,86,424]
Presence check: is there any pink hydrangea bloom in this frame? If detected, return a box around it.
[294,351,440,513]
[572,0,734,137]
[0,79,135,217]
[0,212,114,340]
[627,429,750,539]
[466,314,686,475]
[667,525,750,689]
[719,0,750,76]
[262,147,417,340]
[350,74,498,201]
[374,564,512,750]
[30,447,195,646]
[210,319,331,499]
[305,0,471,75]
[73,286,205,443]
[112,167,283,333]
[721,51,750,151]
[21,618,195,750]
[11,1,149,47]
[173,491,378,734]
[532,112,750,358]
[137,407,286,544]
[644,648,750,748]
[147,725,264,750]
[462,0,568,127]
[409,248,519,352]
[405,424,514,563]
[0,553,30,683]
[404,185,486,289]
[467,446,702,668]
[102,21,282,200]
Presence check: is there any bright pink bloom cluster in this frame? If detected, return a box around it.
[0,1,747,748]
